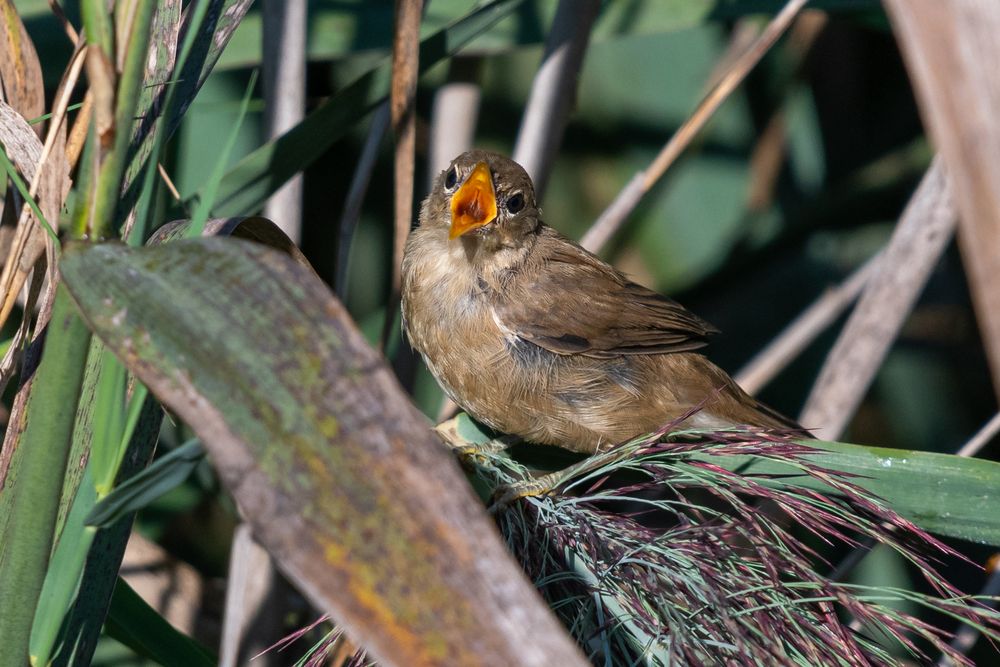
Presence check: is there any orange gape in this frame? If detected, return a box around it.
[449,161,498,239]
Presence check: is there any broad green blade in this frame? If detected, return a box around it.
[451,412,1000,547]
[60,238,585,666]
[86,439,205,529]
[104,578,215,667]
[700,440,1000,547]
[48,218,295,666]
[0,287,92,666]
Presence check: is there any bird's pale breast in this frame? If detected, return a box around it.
[402,226,699,452]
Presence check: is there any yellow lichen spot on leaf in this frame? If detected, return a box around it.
[323,538,347,565]
[317,414,338,438]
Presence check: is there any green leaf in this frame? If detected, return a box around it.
[50,393,164,667]
[104,578,215,667]
[60,237,585,666]
[442,413,1000,548]
[87,439,205,528]
[683,440,1000,547]
[455,412,497,445]
[186,70,258,237]
[28,469,98,666]
[0,287,92,666]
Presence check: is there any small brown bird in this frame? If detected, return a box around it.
[402,150,800,454]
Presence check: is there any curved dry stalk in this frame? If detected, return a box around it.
[745,11,828,212]
[579,0,808,253]
[512,0,600,198]
[800,159,955,440]
[262,0,306,245]
[0,59,77,396]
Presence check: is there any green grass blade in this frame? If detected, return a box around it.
[90,350,129,495]
[52,394,164,667]
[28,468,98,666]
[80,0,156,239]
[0,142,60,245]
[104,578,216,667]
[0,286,93,666]
[186,69,258,237]
[86,439,205,528]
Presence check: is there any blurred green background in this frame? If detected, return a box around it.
[13,0,998,663]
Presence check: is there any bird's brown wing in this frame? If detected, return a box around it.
[496,243,718,359]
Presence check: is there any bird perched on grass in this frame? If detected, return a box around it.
[402,150,802,455]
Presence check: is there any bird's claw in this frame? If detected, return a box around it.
[435,417,518,465]
[488,472,564,513]
[452,442,507,466]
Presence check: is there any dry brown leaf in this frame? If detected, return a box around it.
[0,93,71,329]
[0,0,45,132]
[885,0,1000,403]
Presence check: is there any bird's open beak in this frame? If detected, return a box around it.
[449,162,497,239]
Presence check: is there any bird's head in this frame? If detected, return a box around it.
[426,150,539,255]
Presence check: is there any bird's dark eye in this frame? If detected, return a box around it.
[506,192,525,214]
[444,167,458,190]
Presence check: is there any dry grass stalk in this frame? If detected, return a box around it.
[428,58,481,189]
[736,250,880,396]
[512,0,600,198]
[800,159,956,440]
[0,43,81,331]
[45,0,79,43]
[580,0,809,253]
[956,412,1000,459]
[884,0,1000,405]
[262,0,306,245]
[220,524,290,667]
[388,0,424,315]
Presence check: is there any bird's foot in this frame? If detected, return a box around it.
[488,471,565,513]
[434,417,518,466]
[487,444,636,512]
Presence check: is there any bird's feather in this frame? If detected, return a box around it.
[496,235,718,358]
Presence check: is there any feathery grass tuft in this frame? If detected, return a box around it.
[467,422,1000,666]
[284,416,1000,666]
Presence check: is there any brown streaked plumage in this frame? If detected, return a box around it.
[401,150,801,454]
